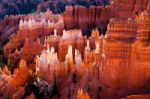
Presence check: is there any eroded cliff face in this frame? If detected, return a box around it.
[62,0,149,35]
[99,18,136,88]
[111,0,149,19]
[99,2,150,98]
[1,0,150,99]
[63,5,113,35]
[0,0,148,41]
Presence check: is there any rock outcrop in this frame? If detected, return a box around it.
[0,59,29,98]
[111,0,149,19]
[99,2,150,98]
[63,0,150,35]
[3,11,64,65]
[77,89,90,99]
[1,0,150,99]
[63,5,112,35]
[124,94,150,99]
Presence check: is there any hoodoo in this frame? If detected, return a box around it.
[0,0,150,99]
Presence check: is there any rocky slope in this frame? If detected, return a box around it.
[0,0,150,99]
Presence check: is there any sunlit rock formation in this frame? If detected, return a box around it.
[62,0,150,35]
[0,59,29,98]
[33,28,102,99]
[124,94,150,99]
[36,29,101,81]
[77,89,90,99]
[99,17,138,90]
[111,0,149,19]
[36,45,68,82]
[58,29,85,62]
[98,2,150,98]
[1,0,150,99]
[3,10,64,65]
[129,1,150,88]
[44,29,60,52]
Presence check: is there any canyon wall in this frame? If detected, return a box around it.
[0,0,150,99]
[62,0,149,35]
[63,5,113,35]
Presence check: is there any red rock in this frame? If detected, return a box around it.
[36,46,68,81]
[124,94,150,99]
[3,66,10,75]
[12,87,25,99]
[44,31,60,52]
[63,6,74,29]
[3,11,64,65]
[8,49,21,68]
[111,0,149,19]
[77,89,90,99]
[99,1,150,91]
[58,29,84,62]
[1,1,150,99]
[63,5,112,34]
[12,59,29,88]
[26,93,36,99]
[21,39,43,62]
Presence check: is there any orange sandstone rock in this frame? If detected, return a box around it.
[12,59,29,88]
[77,89,90,99]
